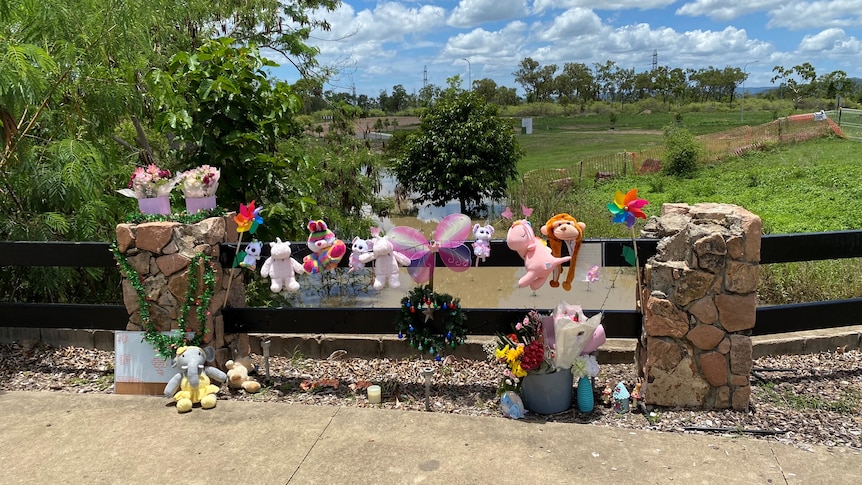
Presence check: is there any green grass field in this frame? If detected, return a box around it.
[513,111,777,172]
[510,134,862,305]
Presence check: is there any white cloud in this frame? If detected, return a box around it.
[301,3,447,65]
[676,0,783,21]
[447,0,529,28]
[443,21,527,58]
[767,1,862,30]
[798,28,862,55]
[535,8,604,41]
[533,0,677,15]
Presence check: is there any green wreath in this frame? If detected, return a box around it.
[396,285,468,360]
[111,244,216,360]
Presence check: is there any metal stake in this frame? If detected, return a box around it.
[421,367,434,411]
[262,339,271,383]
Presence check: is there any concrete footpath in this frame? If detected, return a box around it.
[1,391,859,485]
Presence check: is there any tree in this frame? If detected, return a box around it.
[513,57,541,102]
[393,77,522,215]
[148,38,311,236]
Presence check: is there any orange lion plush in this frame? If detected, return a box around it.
[540,214,586,291]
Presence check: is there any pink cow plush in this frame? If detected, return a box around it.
[505,220,571,290]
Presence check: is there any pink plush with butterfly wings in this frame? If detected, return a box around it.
[388,213,473,284]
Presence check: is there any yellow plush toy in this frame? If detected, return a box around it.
[225,357,261,393]
[164,346,226,413]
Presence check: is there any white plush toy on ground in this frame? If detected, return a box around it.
[358,234,411,290]
[260,238,306,293]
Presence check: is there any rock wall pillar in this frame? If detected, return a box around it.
[115,216,245,367]
[637,203,761,409]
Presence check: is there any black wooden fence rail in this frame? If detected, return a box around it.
[2,230,862,338]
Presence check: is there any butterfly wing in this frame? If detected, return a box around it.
[434,213,471,249]
[388,226,430,261]
[439,245,472,272]
[433,213,472,271]
[407,252,434,284]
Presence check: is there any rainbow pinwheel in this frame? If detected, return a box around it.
[234,200,263,234]
[608,189,648,228]
[388,213,473,288]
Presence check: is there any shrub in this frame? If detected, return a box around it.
[662,126,702,177]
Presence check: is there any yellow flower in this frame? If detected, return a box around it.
[495,344,510,360]
[505,346,523,364]
[512,362,527,378]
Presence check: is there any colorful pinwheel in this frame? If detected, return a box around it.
[234,200,263,234]
[388,213,473,290]
[225,201,264,308]
[608,189,648,228]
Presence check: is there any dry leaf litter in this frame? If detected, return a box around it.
[1,342,859,452]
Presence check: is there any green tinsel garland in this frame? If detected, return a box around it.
[396,285,468,361]
[111,244,217,360]
[123,207,226,225]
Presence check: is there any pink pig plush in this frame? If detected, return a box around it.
[505,220,571,290]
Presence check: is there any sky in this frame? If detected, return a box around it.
[267,0,862,97]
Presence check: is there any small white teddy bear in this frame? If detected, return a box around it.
[260,238,306,293]
[472,223,494,266]
[358,235,411,290]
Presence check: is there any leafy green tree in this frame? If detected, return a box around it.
[148,38,312,237]
[393,77,522,215]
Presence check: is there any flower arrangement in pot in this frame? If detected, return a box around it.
[491,303,606,415]
[117,164,178,215]
[179,165,220,213]
[491,310,572,415]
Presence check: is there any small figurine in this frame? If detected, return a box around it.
[631,382,643,411]
[612,381,630,413]
[601,384,613,406]
[500,391,525,419]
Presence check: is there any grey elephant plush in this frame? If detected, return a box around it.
[163,345,227,413]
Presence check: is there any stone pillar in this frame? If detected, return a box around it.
[636,203,761,410]
[115,216,245,366]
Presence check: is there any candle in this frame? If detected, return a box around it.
[367,385,381,404]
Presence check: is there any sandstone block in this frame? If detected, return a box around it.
[698,351,727,386]
[725,261,759,294]
[121,279,139,314]
[689,296,718,324]
[645,337,685,371]
[156,253,190,277]
[687,324,725,350]
[725,236,744,259]
[672,269,714,307]
[715,386,731,408]
[732,385,751,410]
[730,374,749,386]
[716,293,756,331]
[135,222,178,254]
[645,356,710,407]
[116,224,135,252]
[644,296,689,338]
[717,337,731,354]
[729,334,753,375]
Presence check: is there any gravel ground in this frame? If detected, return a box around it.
[1,342,860,452]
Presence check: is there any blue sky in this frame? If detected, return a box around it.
[268,0,862,97]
